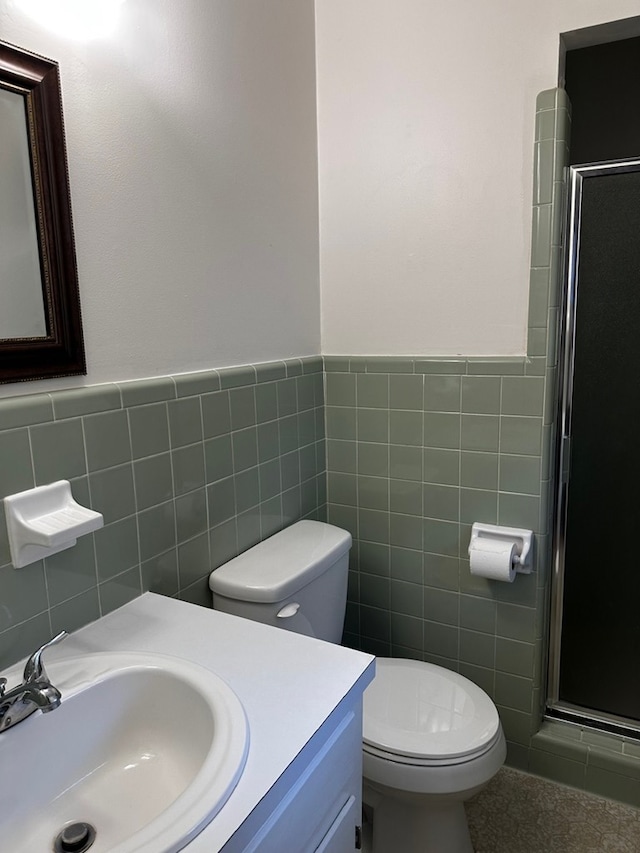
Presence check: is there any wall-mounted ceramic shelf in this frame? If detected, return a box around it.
[4,480,103,568]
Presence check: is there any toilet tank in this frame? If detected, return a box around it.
[209,520,351,643]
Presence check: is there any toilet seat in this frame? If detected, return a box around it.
[363,730,502,767]
[363,658,501,766]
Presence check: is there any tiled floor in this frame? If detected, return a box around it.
[466,767,640,852]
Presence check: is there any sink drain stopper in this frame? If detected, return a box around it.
[53,822,96,853]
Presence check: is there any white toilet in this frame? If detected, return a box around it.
[209,520,506,853]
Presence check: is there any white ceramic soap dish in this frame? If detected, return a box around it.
[4,480,103,568]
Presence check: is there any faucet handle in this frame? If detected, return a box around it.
[23,630,68,683]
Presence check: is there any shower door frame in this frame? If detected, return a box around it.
[547,156,640,736]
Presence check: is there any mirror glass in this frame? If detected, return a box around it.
[0,40,86,384]
[0,86,47,339]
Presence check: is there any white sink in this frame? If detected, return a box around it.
[0,651,249,852]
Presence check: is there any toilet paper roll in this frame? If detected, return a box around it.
[469,538,517,582]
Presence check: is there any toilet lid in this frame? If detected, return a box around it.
[363,658,501,761]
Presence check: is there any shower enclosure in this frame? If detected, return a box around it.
[548,157,640,733]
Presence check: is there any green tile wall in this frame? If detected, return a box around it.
[325,356,549,754]
[0,357,325,670]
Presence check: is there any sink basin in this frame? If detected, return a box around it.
[0,651,249,852]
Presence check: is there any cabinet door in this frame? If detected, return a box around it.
[234,709,362,853]
[315,795,358,853]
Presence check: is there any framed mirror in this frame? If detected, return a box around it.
[0,41,85,384]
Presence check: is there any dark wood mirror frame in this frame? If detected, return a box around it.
[0,41,85,384]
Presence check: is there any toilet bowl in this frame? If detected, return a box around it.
[209,521,505,853]
[362,657,506,853]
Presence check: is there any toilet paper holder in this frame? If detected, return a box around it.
[468,523,533,574]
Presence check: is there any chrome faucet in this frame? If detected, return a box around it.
[0,631,68,732]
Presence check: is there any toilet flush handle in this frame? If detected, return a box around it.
[276,602,300,619]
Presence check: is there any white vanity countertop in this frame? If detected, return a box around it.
[51,592,375,851]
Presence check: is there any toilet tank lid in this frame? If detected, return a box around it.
[209,521,352,602]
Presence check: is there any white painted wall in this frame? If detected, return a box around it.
[0,0,320,396]
[316,0,640,356]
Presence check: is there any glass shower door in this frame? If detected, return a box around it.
[549,158,640,731]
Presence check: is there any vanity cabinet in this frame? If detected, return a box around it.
[222,697,363,853]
